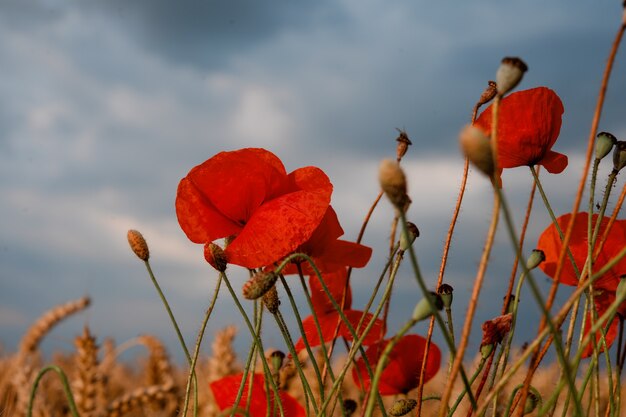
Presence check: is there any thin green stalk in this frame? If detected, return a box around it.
[445,306,456,378]
[499,270,528,378]
[28,365,80,417]
[447,357,487,417]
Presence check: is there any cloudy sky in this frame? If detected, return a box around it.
[1,1,626,364]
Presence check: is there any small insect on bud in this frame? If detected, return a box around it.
[523,390,541,415]
[412,292,443,322]
[612,141,626,173]
[269,350,285,373]
[379,159,409,210]
[400,222,420,251]
[127,230,149,261]
[526,249,546,270]
[595,132,617,161]
[242,271,279,300]
[262,285,281,313]
[388,399,417,417]
[477,80,498,107]
[204,243,227,272]
[495,57,528,96]
[459,124,494,177]
[437,283,454,309]
[395,129,412,161]
[342,399,358,417]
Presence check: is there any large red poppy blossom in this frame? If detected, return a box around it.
[351,334,440,395]
[280,207,372,275]
[210,373,305,417]
[577,290,624,358]
[309,268,352,314]
[176,148,332,268]
[474,87,567,174]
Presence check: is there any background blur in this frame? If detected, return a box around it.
[1,1,626,363]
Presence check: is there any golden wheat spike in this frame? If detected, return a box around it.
[73,326,102,417]
[137,334,174,387]
[103,382,175,417]
[207,325,238,383]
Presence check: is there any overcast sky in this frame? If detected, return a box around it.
[1,1,626,364]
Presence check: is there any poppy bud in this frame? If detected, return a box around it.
[243,271,279,300]
[477,80,498,107]
[595,131,617,161]
[412,291,443,322]
[388,399,417,416]
[204,243,227,272]
[526,249,546,270]
[395,129,412,161]
[437,283,454,308]
[400,222,420,251]
[612,141,626,173]
[379,159,409,210]
[269,350,285,373]
[480,343,494,359]
[342,399,358,416]
[459,124,494,177]
[523,390,541,415]
[127,230,149,261]
[262,285,281,313]
[495,57,528,96]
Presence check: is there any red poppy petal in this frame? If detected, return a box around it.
[537,213,583,287]
[176,177,242,243]
[539,150,568,174]
[580,292,620,358]
[309,268,352,315]
[287,166,333,196]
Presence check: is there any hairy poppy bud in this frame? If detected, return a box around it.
[342,399,357,416]
[204,243,227,272]
[437,283,454,309]
[243,271,279,300]
[477,80,498,107]
[127,230,149,261]
[612,141,626,173]
[263,285,281,313]
[496,57,528,96]
[269,350,285,372]
[379,159,409,210]
[595,132,616,161]
[526,249,546,270]
[395,129,412,161]
[412,292,443,322]
[400,222,419,251]
[388,399,417,416]
[523,390,541,414]
[459,124,494,177]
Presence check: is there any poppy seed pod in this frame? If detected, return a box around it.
[204,243,227,272]
[495,57,528,96]
[459,124,494,177]
[437,283,454,308]
[242,271,279,300]
[412,292,443,322]
[127,230,149,261]
[262,285,280,313]
[379,159,409,210]
[395,129,412,161]
[400,222,420,251]
[388,399,417,417]
[595,132,617,161]
[526,249,546,270]
[612,141,626,173]
[342,400,357,417]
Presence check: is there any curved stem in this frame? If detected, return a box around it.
[28,365,80,417]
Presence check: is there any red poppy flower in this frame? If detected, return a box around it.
[309,268,352,314]
[176,148,332,268]
[351,334,440,395]
[474,87,567,174]
[280,207,372,275]
[210,373,305,417]
[578,290,624,358]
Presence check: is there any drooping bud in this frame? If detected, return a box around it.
[526,249,546,270]
[204,243,227,272]
[480,313,513,353]
[242,271,279,300]
[379,159,409,210]
[595,132,617,161]
[400,222,420,251]
[342,399,358,417]
[388,399,417,416]
[459,124,494,177]
[437,283,454,309]
[262,285,281,313]
[412,292,443,322]
[395,129,412,161]
[127,230,149,261]
[495,57,528,96]
[523,390,541,414]
[612,141,626,173]
[269,350,285,373]
[477,80,498,107]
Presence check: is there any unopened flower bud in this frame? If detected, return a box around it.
[437,283,454,309]
[612,141,626,173]
[388,399,417,416]
[495,57,528,96]
[477,81,498,107]
[269,350,285,373]
[400,222,420,251]
[595,132,617,160]
[523,390,541,415]
[243,271,279,300]
[379,159,409,210]
[342,399,357,416]
[263,285,281,313]
[127,230,149,261]
[526,249,546,270]
[412,291,443,322]
[459,124,494,177]
[395,129,412,161]
[204,243,227,272]
[480,343,494,359]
